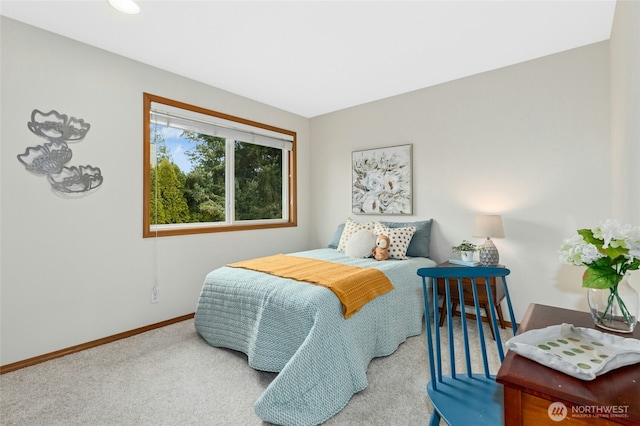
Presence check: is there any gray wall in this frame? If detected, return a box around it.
[0,17,311,365]
[309,41,612,322]
[611,0,640,223]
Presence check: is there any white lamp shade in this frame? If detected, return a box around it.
[473,215,505,238]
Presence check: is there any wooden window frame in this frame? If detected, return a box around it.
[143,93,297,237]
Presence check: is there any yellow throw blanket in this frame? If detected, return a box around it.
[227,254,394,319]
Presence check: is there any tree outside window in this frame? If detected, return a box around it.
[143,93,296,237]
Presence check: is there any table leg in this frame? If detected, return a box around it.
[497,304,506,329]
[483,304,497,340]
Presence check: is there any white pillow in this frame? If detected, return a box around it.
[345,230,377,258]
[373,223,417,260]
[337,218,377,252]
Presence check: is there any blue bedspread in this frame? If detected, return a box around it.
[194,248,436,425]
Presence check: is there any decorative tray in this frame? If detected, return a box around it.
[505,323,640,381]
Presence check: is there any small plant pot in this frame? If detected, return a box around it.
[460,251,474,262]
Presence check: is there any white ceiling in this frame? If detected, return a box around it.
[1,0,617,118]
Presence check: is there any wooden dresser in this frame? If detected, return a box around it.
[496,304,640,425]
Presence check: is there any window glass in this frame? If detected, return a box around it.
[143,93,296,237]
[234,141,283,220]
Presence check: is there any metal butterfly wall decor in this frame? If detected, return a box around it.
[17,109,104,194]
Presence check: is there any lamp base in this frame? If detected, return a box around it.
[479,238,499,266]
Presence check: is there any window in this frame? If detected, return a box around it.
[143,93,297,237]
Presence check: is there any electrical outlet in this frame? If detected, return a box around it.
[151,287,160,304]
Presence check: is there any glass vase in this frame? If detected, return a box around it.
[587,274,639,333]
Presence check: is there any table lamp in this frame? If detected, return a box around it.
[473,214,505,266]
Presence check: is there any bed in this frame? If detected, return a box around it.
[194,219,435,425]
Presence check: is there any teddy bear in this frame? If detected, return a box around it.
[371,234,391,261]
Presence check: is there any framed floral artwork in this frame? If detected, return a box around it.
[352,144,412,214]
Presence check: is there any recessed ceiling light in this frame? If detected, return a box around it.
[108,0,140,15]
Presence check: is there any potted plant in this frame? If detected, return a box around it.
[560,219,640,332]
[452,240,480,262]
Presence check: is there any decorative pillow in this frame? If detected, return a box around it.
[345,230,377,258]
[327,223,345,249]
[373,223,417,260]
[382,219,433,258]
[337,218,377,252]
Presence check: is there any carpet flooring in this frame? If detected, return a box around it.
[0,318,508,425]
